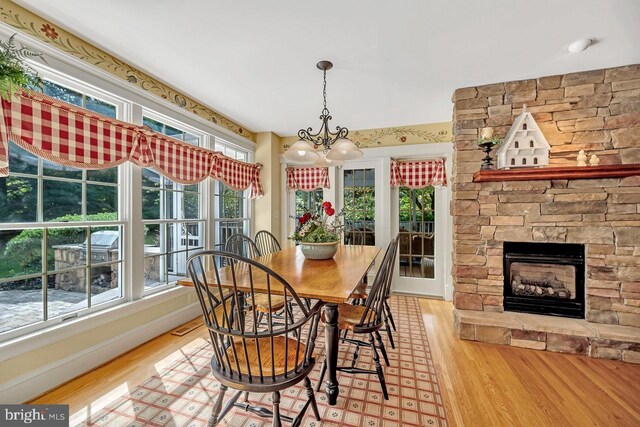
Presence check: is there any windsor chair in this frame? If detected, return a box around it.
[187,251,322,426]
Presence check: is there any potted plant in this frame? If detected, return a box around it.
[290,201,344,260]
[0,34,43,101]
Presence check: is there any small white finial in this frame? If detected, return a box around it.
[522,104,527,113]
[577,150,587,167]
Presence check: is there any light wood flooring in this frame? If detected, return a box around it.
[31,299,640,426]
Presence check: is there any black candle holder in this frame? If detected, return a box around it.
[477,141,497,170]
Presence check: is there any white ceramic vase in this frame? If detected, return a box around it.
[299,241,339,260]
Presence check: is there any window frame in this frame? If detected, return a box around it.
[0,69,128,341]
[0,41,256,347]
[212,140,252,249]
[139,109,208,295]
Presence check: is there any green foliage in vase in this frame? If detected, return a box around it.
[477,137,502,146]
[0,34,44,100]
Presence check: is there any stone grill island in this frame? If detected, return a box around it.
[450,64,640,363]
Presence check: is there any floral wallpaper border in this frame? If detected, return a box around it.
[0,0,255,141]
[280,122,452,153]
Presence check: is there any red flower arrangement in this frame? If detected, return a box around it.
[290,201,344,243]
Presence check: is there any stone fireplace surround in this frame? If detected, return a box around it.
[450,64,640,363]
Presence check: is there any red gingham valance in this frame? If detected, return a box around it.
[0,91,263,198]
[285,167,329,191]
[211,155,263,199]
[390,158,447,188]
[0,92,146,173]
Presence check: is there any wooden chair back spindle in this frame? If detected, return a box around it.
[357,238,397,330]
[225,233,262,259]
[254,230,282,256]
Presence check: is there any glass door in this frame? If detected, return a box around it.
[393,185,445,297]
[342,168,376,246]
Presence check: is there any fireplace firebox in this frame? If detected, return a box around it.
[503,242,585,318]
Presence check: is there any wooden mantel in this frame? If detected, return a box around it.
[473,163,640,182]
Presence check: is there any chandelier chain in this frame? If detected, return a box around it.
[322,69,327,110]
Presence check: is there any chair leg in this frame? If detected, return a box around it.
[341,329,349,342]
[368,333,389,400]
[208,384,227,426]
[374,331,390,367]
[316,358,327,392]
[351,340,361,368]
[384,316,396,349]
[244,391,250,402]
[384,300,396,331]
[272,390,282,427]
[304,376,321,421]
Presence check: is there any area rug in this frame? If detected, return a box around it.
[76,296,447,426]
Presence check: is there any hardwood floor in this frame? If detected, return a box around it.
[419,299,640,427]
[31,299,640,426]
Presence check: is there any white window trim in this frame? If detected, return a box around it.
[0,23,257,351]
[138,109,208,296]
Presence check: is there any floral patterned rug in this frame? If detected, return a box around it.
[76,296,447,426]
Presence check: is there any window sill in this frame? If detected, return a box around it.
[0,285,193,362]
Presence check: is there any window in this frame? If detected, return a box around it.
[522,123,527,130]
[534,157,538,165]
[343,168,375,246]
[522,158,527,165]
[398,187,435,278]
[515,141,519,148]
[0,79,124,336]
[295,189,324,218]
[530,140,534,147]
[213,141,250,249]
[141,114,205,291]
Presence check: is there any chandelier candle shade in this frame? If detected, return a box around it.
[283,61,363,163]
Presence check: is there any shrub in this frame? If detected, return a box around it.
[3,212,118,274]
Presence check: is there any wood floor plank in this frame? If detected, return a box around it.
[419,298,640,427]
[29,298,640,426]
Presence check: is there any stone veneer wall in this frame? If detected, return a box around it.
[450,64,640,360]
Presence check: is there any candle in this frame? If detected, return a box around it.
[480,127,494,140]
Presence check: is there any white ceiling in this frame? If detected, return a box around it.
[16,0,640,137]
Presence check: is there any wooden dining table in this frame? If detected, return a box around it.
[177,244,381,406]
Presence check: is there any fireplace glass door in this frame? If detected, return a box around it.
[503,242,585,318]
[510,262,576,300]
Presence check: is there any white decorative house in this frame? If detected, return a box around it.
[496,106,550,169]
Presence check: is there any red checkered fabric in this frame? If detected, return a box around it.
[390,158,447,188]
[285,166,329,191]
[0,92,141,173]
[0,91,264,199]
[140,130,215,184]
[211,155,263,199]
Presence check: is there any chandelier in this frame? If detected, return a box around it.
[283,60,363,166]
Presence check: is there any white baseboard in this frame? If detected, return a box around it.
[0,303,201,404]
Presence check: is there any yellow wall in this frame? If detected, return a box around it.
[280,121,452,153]
[254,132,281,237]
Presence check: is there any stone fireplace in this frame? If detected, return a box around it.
[503,241,584,318]
[450,64,640,363]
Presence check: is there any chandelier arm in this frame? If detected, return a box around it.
[295,60,351,154]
